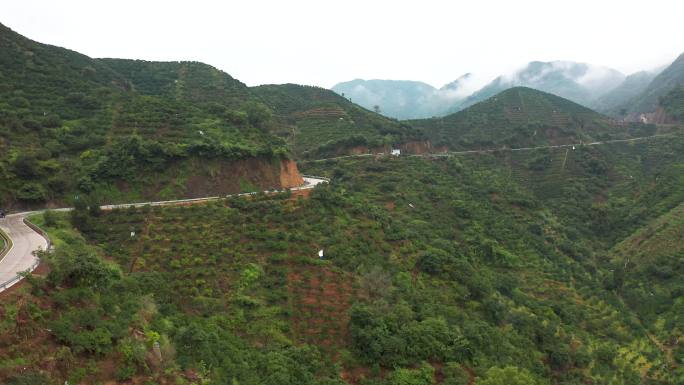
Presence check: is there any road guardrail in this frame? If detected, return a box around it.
[0,217,50,293]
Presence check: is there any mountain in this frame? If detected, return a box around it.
[411,87,646,151]
[440,72,474,93]
[99,58,251,107]
[619,52,684,118]
[3,20,684,385]
[660,85,684,122]
[592,69,660,115]
[331,76,472,119]
[252,83,425,158]
[453,61,625,113]
[0,23,299,208]
[9,129,683,384]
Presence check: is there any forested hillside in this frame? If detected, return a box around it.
[619,52,684,118]
[451,61,625,113]
[1,17,684,385]
[2,131,683,384]
[660,85,684,122]
[593,70,660,116]
[252,84,424,158]
[0,23,299,209]
[410,87,655,151]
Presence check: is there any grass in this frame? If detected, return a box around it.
[27,212,84,250]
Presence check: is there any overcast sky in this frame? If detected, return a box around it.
[3,0,683,89]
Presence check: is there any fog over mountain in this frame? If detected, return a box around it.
[619,52,684,117]
[593,69,662,115]
[334,61,631,119]
[332,74,476,119]
[449,61,627,113]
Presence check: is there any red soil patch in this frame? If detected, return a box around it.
[341,366,373,385]
[399,140,432,155]
[463,365,476,385]
[287,265,354,353]
[280,159,304,189]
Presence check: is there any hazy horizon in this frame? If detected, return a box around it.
[3,0,683,90]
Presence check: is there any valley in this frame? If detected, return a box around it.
[0,17,683,385]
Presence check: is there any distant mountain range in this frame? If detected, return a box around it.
[410,87,624,151]
[331,74,475,120]
[592,70,660,115]
[618,52,684,119]
[333,55,683,121]
[454,61,625,113]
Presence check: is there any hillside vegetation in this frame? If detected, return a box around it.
[620,52,684,117]
[253,84,424,158]
[594,70,660,116]
[1,19,684,385]
[660,85,684,122]
[449,61,625,114]
[1,131,682,384]
[410,87,654,151]
[0,23,297,209]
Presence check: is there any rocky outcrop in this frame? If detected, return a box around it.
[183,157,303,197]
[399,140,432,154]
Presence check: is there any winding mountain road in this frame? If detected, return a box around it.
[304,133,678,163]
[0,214,47,292]
[0,176,329,294]
[0,131,678,294]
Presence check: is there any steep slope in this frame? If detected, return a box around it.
[660,85,684,122]
[593,70,660,115]
[99,58,251,107]
[7,141,683,383]
[331,77,471,119]
[252,83,425,158]
[453,61,625,112]
[0,23,298,209]
[621,52,684,118]
[411,87,643,151]
[611,200,684,369]
[439,73,474,94]
[0,23,127,117]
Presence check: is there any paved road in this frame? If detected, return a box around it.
[0,214,47,292]
[304,133,677,162]
[0,176,329,293]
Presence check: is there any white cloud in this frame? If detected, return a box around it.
[439,73,493,99]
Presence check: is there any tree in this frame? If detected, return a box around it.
[47,244,121,289]
[373,105,381,114]
[12,154,40,178]
[476,366,538,385]
[43,209,57,227]
[388,363,434,385]
[243,101,272,128]
[442,362,470,385]
[16,182,48,202]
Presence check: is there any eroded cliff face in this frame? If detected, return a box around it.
[17,156,305,210]
[183,157,303,197]
[279,158,304,188]
[398,140,432,154]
